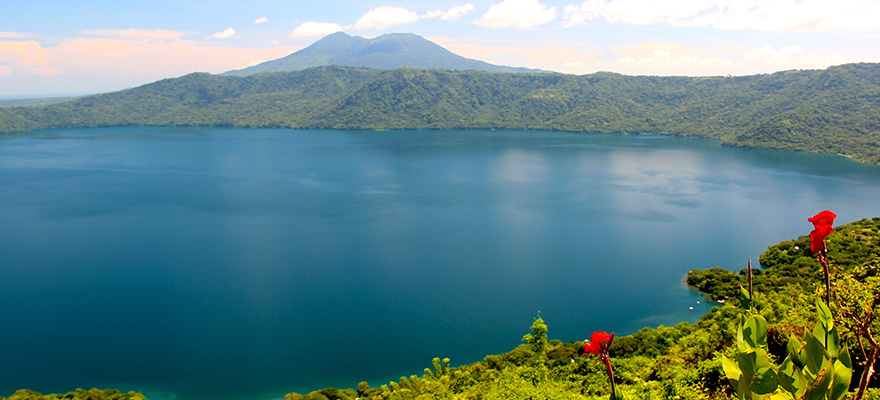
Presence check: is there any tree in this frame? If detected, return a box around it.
[522,314,548,357]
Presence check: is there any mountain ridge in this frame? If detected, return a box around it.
[2,63,879,164]
[223,32,543,76]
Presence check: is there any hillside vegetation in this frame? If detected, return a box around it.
[2,63,880,163]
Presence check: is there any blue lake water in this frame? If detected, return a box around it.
[1,128,879,400]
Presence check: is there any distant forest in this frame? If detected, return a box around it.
[1,63,879,164]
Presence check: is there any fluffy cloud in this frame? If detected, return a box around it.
[0,40,62,76]
[211,28,237,39]
[475,0,557,29]
[254,17,269,24]
[423,4,477,20]
[352,6,419,30]
[562,0,880,32]
[290,21,344,38]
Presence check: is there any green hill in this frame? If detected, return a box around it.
[2,63,880,164]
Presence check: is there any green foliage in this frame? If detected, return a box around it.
[0,389,145,400]
[721,300,853,400]
[688,267,746,301]
[523,314,549,356]
[4,64,880,164]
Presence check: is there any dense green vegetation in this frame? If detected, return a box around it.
[0,389,145,400]
[0,96,83,107]
[2,63,880,164]
[4,218,879,399]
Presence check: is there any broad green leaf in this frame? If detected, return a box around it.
[778,355,806,396]
[741,286,752,310]
[787,334,805,368]
[803,331,829,378]
[766,392,793,400]
[811,321,840,356]
[816,297,833,332]
[737,350,758,378]
[802,358,833,400]
[722,355,743,381]
[743,315,768,349]
[838,344,853,369]
[826,327,841,358]
[830,346,853,400]
[737,375,752,400]
[750,366,779,395]
[754,348,774,371]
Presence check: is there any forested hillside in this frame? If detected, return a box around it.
[2,63,879,163]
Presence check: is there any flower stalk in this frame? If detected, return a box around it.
[808,210,836,307]
[585,331,620,400]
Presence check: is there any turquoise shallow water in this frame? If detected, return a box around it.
[1,128,879,400]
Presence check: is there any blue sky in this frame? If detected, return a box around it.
[2,0,880,96]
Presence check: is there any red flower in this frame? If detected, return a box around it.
[808,210,836,253]
[584,331,614,355]
[808,210,836,230]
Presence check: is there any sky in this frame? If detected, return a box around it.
[2,0,880,97]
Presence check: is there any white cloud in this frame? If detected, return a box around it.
[422,10,444,19]
[475,0,557,29]
[562,0,880,32]
[423,4,477,20]
[254,17,269,24]
[0,40,62,76]
[211,28,237,39]
[290,21,344,38]
[352,6,419,30]
[563,0,604,27]
[423,4,476,20]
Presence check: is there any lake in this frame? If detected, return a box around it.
[1,128,879,400]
